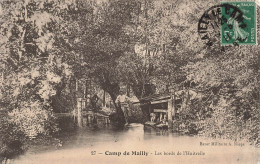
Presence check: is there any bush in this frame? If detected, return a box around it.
[196,97,260,147]
[0,100,59,161]
[8,101,58,139]
[0,112,26,162]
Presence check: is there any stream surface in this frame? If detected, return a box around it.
[13,116,260,164]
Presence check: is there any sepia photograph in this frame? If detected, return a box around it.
[0,0,259,163]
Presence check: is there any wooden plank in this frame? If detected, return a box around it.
[168,98,173,129]
[168,91,176,129]
[154,109,167,113]
[151,99,169,104]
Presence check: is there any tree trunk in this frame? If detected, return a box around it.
[99,76,125,127]
[103,90,106,107]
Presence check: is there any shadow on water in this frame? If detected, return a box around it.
[12,116,259,164]
[45,116,177,152]
[52,116,130,150]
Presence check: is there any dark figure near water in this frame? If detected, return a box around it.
[116,90,130,126]
[90,94,99,111]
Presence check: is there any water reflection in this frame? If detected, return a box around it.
[13,116,259,164]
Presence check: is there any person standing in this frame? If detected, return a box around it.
[115,90,130,125]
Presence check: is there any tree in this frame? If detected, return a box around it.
[0,0,75,160]
[53,0,143,124]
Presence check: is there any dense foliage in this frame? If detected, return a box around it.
[0,0,259,161]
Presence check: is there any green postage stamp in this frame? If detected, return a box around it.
[221,1,257,45]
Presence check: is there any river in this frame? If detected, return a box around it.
[13,116,260,164]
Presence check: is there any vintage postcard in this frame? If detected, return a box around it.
[0,0,259,164]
